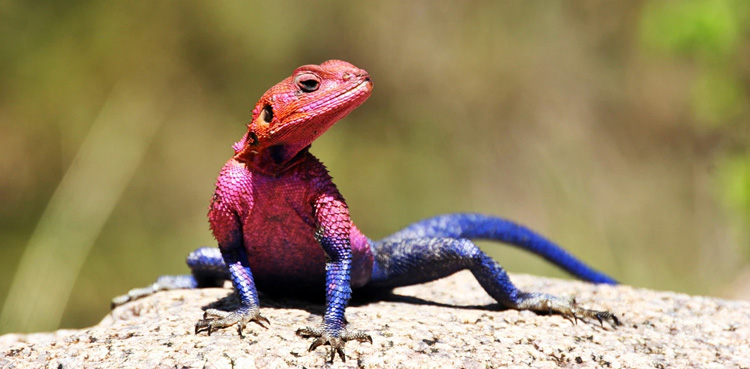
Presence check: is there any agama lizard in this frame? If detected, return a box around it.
[113,60,619,362]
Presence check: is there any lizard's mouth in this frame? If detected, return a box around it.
[330,77,372,109]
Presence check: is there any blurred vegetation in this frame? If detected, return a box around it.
[1,1,748,334]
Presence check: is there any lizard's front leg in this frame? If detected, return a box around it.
[296,193,372,362]
[194,241,270,337]
[195,162,269,337]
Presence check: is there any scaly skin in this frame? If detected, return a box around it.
[114,60,619,363]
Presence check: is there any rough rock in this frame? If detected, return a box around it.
[1,271,748,368]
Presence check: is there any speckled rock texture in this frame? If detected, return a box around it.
[2,271,748,368]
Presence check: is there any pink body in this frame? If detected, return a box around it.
[207,60,374,292]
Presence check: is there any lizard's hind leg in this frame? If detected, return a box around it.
[368,237,618,327]
[112,247,229,307]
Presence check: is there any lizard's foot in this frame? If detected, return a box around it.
[195,306,270,338]
[516,293,620,328]
[296,325,372,362]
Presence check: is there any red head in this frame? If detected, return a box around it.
[234,60,373,173]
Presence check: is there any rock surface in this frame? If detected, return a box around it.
[1,271,748,368]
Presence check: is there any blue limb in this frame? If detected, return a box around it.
[113,239,269,336]
[194,242,269,337]
[111,247,228,308]
[186,246,230,285]
[369,237,619,327]
[383,213,616,284]
[296,230,372,363]
[296,193,373,363]
[318,232,352,333]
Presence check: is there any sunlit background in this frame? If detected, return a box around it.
[1,1,748,334]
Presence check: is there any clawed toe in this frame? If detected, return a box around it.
[296,326,372,362]
[565,303,620,329]
[195,307,269,337]
[520,293,620,329]
[110,283,160,308]
[583,309,620,328]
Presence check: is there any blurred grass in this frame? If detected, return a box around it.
[1,78,167,332]
[1,1,748,333]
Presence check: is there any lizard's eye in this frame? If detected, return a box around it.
[295,73,320,93]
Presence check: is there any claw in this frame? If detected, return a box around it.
[334,340,345,362]
[308,337,325,352]
[195,306,269,337]
[568,306,620,329]
[296,325,372,363]
[519,293,620,329]
[591,310,619,329]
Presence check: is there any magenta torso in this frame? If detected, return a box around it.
[209,153,373,293]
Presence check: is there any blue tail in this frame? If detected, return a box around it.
[382,213,617,284]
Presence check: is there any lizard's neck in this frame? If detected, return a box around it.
[236,143,311,176]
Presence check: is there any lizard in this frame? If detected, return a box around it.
[113,59,619,362]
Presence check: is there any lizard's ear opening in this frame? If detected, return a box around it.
[252,103,273,131]
[260,104,274,123]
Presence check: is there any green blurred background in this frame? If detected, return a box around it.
[1,1,749,334]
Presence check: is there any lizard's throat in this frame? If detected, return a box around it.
[236,144,311,176]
